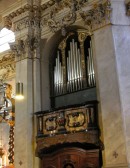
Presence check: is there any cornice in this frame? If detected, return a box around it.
[3,0,112,38]
[41,0,111,34]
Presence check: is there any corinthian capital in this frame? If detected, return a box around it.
[9,40,25,58]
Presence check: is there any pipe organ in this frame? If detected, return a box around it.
[53,32,96,96]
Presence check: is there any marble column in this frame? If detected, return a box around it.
[33,2,41,165]
[93,1,130,167]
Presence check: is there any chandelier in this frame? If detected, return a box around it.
[0,83,12,121]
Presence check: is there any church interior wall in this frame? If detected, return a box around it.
[0,0,130,168]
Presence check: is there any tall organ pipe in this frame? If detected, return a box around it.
[87,41,95,86]
[54,51,64,95]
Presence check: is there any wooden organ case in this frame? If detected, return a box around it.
[35,102,102,168]
[35,31,102,168]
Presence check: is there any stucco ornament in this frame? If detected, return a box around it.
[80,0,112,31]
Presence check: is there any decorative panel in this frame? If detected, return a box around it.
[36,103,98,137]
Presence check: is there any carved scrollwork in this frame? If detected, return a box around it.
[10,40,25,57]
[78,30,92,44]
[4,0,112,35]
[80,0,112,31]
[10,33,40,59]
[45,1,77,34]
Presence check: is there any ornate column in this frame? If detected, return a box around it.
[78,31,89,88]
[32,1,41,168]
[8,112,15,166]
[6,0,37,167]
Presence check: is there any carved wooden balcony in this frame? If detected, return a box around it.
[35,101,100,157]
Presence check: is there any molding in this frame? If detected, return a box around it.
[36,131,99,155]
[3,0,112,34]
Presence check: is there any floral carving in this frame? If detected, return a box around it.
[43,1,77,34]
[10,40,25,57]
[4,0,112,35]
[80,0,112,30]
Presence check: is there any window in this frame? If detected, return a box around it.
[0,28,15,53]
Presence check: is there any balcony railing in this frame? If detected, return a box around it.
[35,102,98,138]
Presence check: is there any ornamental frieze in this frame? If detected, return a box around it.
[80,0,111,31]
[41,2,77,34]
[3,0,112,34]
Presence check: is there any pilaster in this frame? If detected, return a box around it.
[93,0,130,167]
[10,0,41,167]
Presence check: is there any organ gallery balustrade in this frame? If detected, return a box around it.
[35,102,99,154]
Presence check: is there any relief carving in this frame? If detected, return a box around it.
[4,0,112,35]
[43,1,77,34]
[80,0,112,31]
[0,53,15,81]
[10,40,25,58]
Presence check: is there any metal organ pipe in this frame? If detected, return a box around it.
[87,41,96,87]
[67,39,83,92]
[54,51,63,95]
[54,38,96,96]
[90,41,96,86]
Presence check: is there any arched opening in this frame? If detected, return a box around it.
[38,28,102,168]
[49,30,96,108]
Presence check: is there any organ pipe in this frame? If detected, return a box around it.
[54,51,63,95]
[67,39,83,92]
[87,41,96,87]
[53,36,96,96]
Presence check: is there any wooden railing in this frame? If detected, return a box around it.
[35,102,98,138]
